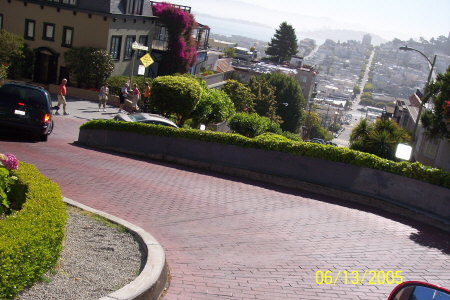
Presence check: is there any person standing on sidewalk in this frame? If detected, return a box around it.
[119,82,129,113]
[142,82,151,112]
[131,83,140,113]
[98,83,109,112]
[57,78,69,115]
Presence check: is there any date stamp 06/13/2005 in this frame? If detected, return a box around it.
[315,270,404,285]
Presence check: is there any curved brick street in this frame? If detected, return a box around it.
[1,115,449,300]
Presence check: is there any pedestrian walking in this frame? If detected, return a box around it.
[131,83,140,113]
[98,83,109,112]
[119,82,129,113]
[56,78,69,115]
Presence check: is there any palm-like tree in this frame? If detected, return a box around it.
[366,130,397,160]
[350,119,372,144]
[350,118,411,160]
[373,119,410,142]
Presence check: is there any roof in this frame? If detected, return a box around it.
[216,59,234,73]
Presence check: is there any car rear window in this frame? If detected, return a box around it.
[0,85,48,108]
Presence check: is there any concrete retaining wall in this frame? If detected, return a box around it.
[78,129,450,230]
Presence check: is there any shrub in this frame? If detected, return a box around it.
[80,120,450,188]
[0,162,67,299]
[229,113,281,138]
[150,75,202,125]
[190,88,235,128]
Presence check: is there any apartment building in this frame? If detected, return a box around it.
[393,94,450,171]
[1,0,209,84]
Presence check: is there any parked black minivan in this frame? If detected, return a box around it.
[0,82,54,141]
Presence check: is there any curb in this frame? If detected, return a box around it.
[63,197,168,300]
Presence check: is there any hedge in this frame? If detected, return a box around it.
[80,120,450,188]
[0,162,67,299]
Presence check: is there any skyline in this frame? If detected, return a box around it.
[169,0,450,42]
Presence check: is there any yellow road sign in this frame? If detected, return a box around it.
[140,53,154,68]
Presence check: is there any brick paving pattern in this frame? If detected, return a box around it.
[1,115,449,300]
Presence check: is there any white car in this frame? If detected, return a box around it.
[113,113,178,128]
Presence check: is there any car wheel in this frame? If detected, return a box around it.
[39,134,48,141]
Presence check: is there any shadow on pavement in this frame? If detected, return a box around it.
[70,142,450,256]
[0,129,41,143]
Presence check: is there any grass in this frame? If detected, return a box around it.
[67,205,128,233]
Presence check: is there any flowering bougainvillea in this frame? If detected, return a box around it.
[152,2,198,75]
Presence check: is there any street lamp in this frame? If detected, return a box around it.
[399,45,437,141]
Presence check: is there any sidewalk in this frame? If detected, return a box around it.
[50,94,121,121]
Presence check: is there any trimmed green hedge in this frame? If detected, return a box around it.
[80,120,450,188]
[0,162,67,299]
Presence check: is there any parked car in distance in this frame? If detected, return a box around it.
[305,138,338,147]
[0,82,54,141]
[113,113,178,128]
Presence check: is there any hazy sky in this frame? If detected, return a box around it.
[169,0,450,41]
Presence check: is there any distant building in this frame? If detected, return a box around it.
[362,34,372,46]
[232,61,318,104]
[208,39,236,51]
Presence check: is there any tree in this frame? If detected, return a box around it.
[150,75,202,125]
[152,3,197,75]
[0,30,24,79]
[0,30,24,65]
[303,111,333,140]
[190,88,235,128]
[65,47,114,88]
[265,22,298,63]
[222,80,255,112]
[224,47,236,58]
[261,73,305,133]
[90,49,115,87]
[420,66,450,139]
[350,119,372,144]
[247,76,282,124]
[363,83,373,93]
[350,119,410,160]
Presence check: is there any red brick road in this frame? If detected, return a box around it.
[1,116,449,300]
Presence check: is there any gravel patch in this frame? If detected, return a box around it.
[18,206,143,300]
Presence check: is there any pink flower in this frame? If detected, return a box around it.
[1,153,18,170]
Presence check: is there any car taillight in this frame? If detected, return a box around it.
[43,113,51,123]
[18,102,25,106]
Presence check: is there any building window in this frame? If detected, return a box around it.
[62,26,73,47]
[138,35,148,58]
[110,36,122,60]
[43,22,55,41]
[24,19,35,40]
[46,0,77,5]
[124,35,136,60]
[152,24,168,51]
[0,14,3,30]
[126,0,143,15]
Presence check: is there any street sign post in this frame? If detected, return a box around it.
[140,53,154,68]
[130,42,150,86]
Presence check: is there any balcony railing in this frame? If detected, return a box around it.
[146,1,191,13]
